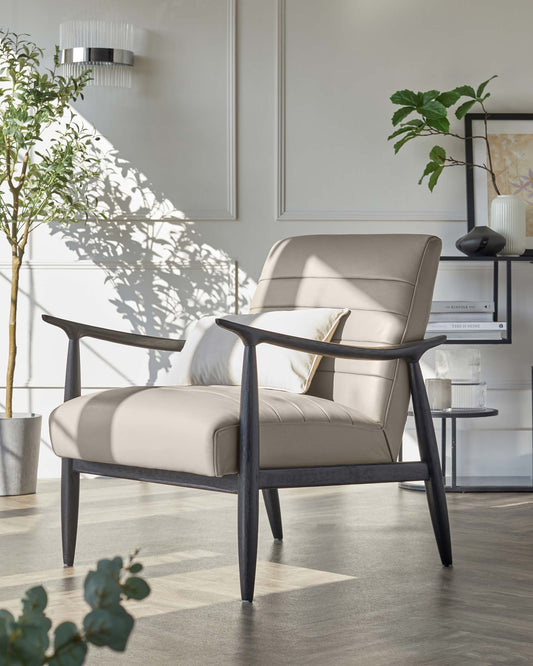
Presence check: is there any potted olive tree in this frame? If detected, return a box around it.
[0,29,101,494]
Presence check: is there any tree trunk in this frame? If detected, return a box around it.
[5,250,21,418]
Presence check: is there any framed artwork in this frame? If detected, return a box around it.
[465,113,533,249]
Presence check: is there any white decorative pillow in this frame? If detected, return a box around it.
[167,309,349,393]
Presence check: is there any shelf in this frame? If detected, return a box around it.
[443,339,510,345]
[426,332,509,344]
[427,408,498,419]
[448,476,533,492]
[435,256,530,344]
[441,254,533,262]
[401,477,533,492]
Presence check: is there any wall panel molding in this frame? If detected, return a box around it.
[0,259,234,271]
[82,0,236,223]
[183,0,236,221]
[275,0,463,222]
[276,0,287,221]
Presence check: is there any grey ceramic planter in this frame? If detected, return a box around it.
[0,413,41,495]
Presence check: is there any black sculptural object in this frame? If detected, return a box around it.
[456,226,506,256]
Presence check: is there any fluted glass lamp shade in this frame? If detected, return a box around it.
[59,21,134,88]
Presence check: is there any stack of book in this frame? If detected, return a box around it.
[426,301,506,340]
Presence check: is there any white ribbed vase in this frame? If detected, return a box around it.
[490,194,526,256]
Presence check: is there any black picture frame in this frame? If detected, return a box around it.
[465,112,533,235]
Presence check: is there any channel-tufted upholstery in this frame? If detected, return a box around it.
[49,385,389,477]
[250,234,441,460]
[49,234,441,477]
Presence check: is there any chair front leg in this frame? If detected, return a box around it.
[238,344,261,602]
[61,458,80,567]
[238,479,259,603]
[262,489,283,540]
[409,361,452,567]
[61,337,82,567]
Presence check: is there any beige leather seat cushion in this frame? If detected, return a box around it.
[49,385,394,477]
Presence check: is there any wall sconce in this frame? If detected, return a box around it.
[59,21,134,88]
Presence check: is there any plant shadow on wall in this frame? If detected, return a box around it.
[49,131,254,385]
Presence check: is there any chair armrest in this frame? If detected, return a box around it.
[215,318,445,362]
[42,314,185,352]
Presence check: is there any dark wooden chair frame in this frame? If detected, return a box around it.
[43,313,452,603]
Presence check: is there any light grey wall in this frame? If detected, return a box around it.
[1,0,533,478]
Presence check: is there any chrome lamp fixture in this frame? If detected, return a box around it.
[59,21,134,88]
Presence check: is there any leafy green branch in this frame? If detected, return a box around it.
[0,552,150,665]
[388,75,499,193]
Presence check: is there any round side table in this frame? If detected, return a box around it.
[401,407,498,492]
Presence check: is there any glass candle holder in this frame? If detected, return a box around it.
[425,378,452,410]
[451,382,487,409]
[436,348,481,384]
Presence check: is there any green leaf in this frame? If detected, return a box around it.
[390,89,418,106]
[418,161,438,185]
[425,115,450,133]
[453,84,476,98]
[0,610,14,623]
[421,90,440,105]
[387,126,416,141]
[455,99,476,119]
[49,622,87,666]
[48,641,87,666]
[429,145,446,164]
[96,557,123,580]
[84,571,122,610]
[393,134,415,153]
[419,100,447,119]
[437,90,461,107]
[476,75,497,98]
[128,563,143,574]
[428,165,444,191]
[19,612,51,635]
[404,118,424,128]
[54,621,80,650]
[392,106,415,126]
[84,606,134,652]
[122,577,150,601]
[0,611,14,659]
[21,586,47,615]
[9,624,50,666]
[18,586,52,660]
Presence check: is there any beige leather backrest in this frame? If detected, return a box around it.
[250,234,442,460]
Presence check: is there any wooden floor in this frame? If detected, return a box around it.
[0,479,532,665]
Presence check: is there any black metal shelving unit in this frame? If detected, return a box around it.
[413,255,533,491]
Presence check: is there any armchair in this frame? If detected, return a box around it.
[44,234,451,602]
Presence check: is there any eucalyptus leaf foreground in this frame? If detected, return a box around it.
[0,29,104,418]
[0,553,150,665]
[388,76,500,193]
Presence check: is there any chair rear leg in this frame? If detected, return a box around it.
[409,361,452,567]
[238,485,259,602]
[262,489,283,540]
[61,458,80,567]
